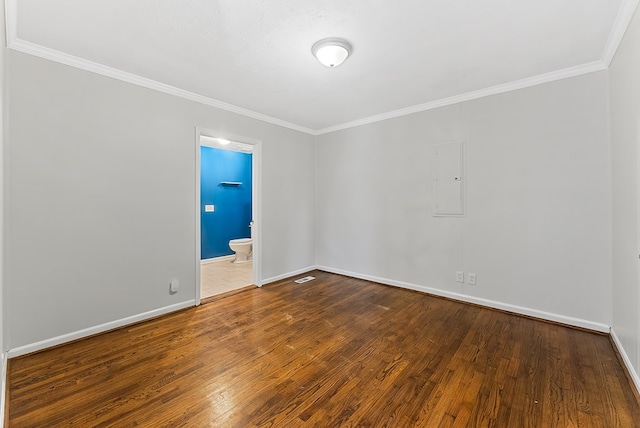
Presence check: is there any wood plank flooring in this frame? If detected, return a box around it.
[7,271,640,427]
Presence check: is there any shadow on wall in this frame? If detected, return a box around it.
[201,146,252,259]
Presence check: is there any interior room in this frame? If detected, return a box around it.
[1,0,640,426]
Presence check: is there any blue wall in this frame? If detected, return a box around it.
[201,147,252,259]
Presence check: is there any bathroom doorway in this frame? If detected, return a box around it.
[195,128,262,304]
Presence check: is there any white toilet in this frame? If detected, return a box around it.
[229,238,252,263]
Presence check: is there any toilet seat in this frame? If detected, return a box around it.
[229,238,252,245]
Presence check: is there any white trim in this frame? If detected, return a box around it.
[4,0,16,46]
[251,141,263,287]
[316,266,611,333]
[1,0,8,423]
[262,266,318,286]
[6,300,195,358]
[3,39,313,136]
[601,0,640,66]
[195,127,263,303]
[201,255,235,264]
[0,352,6,428]
[314,61,607,135]
[2,34,609,138]
[194,128,202,305]
[3,0,636,137]
[610,328,640,396]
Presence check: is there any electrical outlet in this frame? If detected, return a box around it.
[467,273,476,285]
[456,271,464,283]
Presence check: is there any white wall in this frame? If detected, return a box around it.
[610,5,640,381]
[0,1,6,422]
[5,51,315,352]
[316,72,612,327]
[2,16,629,365]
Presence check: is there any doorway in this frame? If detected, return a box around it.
[195,128,262,304]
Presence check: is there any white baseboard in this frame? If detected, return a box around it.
[262,266,317,286]
[7,300,195,358]
[316,265,610,333]
[201,255,235,264]
[610,328,640,396]
[0,352,6,428]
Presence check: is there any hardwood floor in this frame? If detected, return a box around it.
[7,271,640,427]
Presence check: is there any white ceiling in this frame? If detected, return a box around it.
[6,0,638,134]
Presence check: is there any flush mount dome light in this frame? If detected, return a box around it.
[312,38,352,67]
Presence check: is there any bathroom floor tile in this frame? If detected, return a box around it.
[200,259,253,299]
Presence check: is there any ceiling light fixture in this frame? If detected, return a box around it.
[311,38,352,68]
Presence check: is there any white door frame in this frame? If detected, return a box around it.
[195,126,263,305]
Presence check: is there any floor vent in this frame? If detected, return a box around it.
[294,276,315,284]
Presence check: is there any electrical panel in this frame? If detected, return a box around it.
[433,142,465,216]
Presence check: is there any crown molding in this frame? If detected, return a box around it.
[3,0,315,136]
[7,39,316,135]
[314,61,608,135]
[4,0,637,136]
[313,0,639,135]
[4,0,15,47]
[601,0,640,66]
